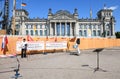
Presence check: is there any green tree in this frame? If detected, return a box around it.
[115,32,120,38]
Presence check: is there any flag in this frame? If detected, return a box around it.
[1,35,8,51]
[27,35,34,41]
[21,2,26,6]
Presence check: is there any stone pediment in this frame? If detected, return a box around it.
[52,14,73,20]
[51,10,75,20]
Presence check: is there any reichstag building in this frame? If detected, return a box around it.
[13,7,115,37]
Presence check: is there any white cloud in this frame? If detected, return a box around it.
[108,6,118,10]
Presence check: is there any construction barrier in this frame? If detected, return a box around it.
[0,35,120,55]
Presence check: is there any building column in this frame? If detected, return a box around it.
[91,24,93,36]
[70,22,72,36]
[100,24,103,36]
[22,22,25,35]
[96,25,98,36]
[109,24,112,36]
[112,23,115,36]
[46,24,49,36]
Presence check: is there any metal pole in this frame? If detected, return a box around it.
[97,51,99,69]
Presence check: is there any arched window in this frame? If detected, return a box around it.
[28,24,32,29]
[35,30,38,35]
[98,30,101,36]
[26,30,29,35]
[40,24,42,29]
[30,30,33,35]
[44,30,47,36]
[31,24,34,29]
[107,31,110,36]
[106,24,109,29]
[40,30,43,36]
[37,24,40,29]
[16,24,20,29]
[89,25,92,29]
[79,30,82,36]
[79,24,83,29]
[93,25,96,29]
[84,30,87,37]
[93,30,96,36]
[84,25,87,29]
[98,25,101,29]
[25,24,29,29]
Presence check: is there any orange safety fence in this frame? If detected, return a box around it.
[0,35,120,55]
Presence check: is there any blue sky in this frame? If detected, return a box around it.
[1,0,120,32]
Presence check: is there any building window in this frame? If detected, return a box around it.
[95,25,98,29]
[93,25,96,29]
[25,24,29,29]
[26,30,29,35]
[106,24,109,29]
[15,31,19,35]
[0,25,1,30]
[93,30,96,36]
[28,24,32,29]
[40,30,43,36]
[89,25,92,29]
[67,24,70,36]
[35,30,38,35]
[36,24,38,29]
[98,30,101,36]
[79,30,82,36]
[30,30,33,35]
[61,23,65,36]
[40,24,42,29]
[31,25,33,29]
[16,24,20,29]
[104,13,106,16]
[37,25,40,29]
[79,24,83,29]
[57,23,60,36]
[42,24,46,29]
[44,30,47,36]
[98,25,101,29]
[109,13,111,16]
[84,30,87,37]
[107,31,110,36]
[84,25,87,29]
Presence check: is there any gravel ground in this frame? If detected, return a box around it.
[0,47,120,79]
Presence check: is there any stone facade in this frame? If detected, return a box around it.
[12,8,116,38]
